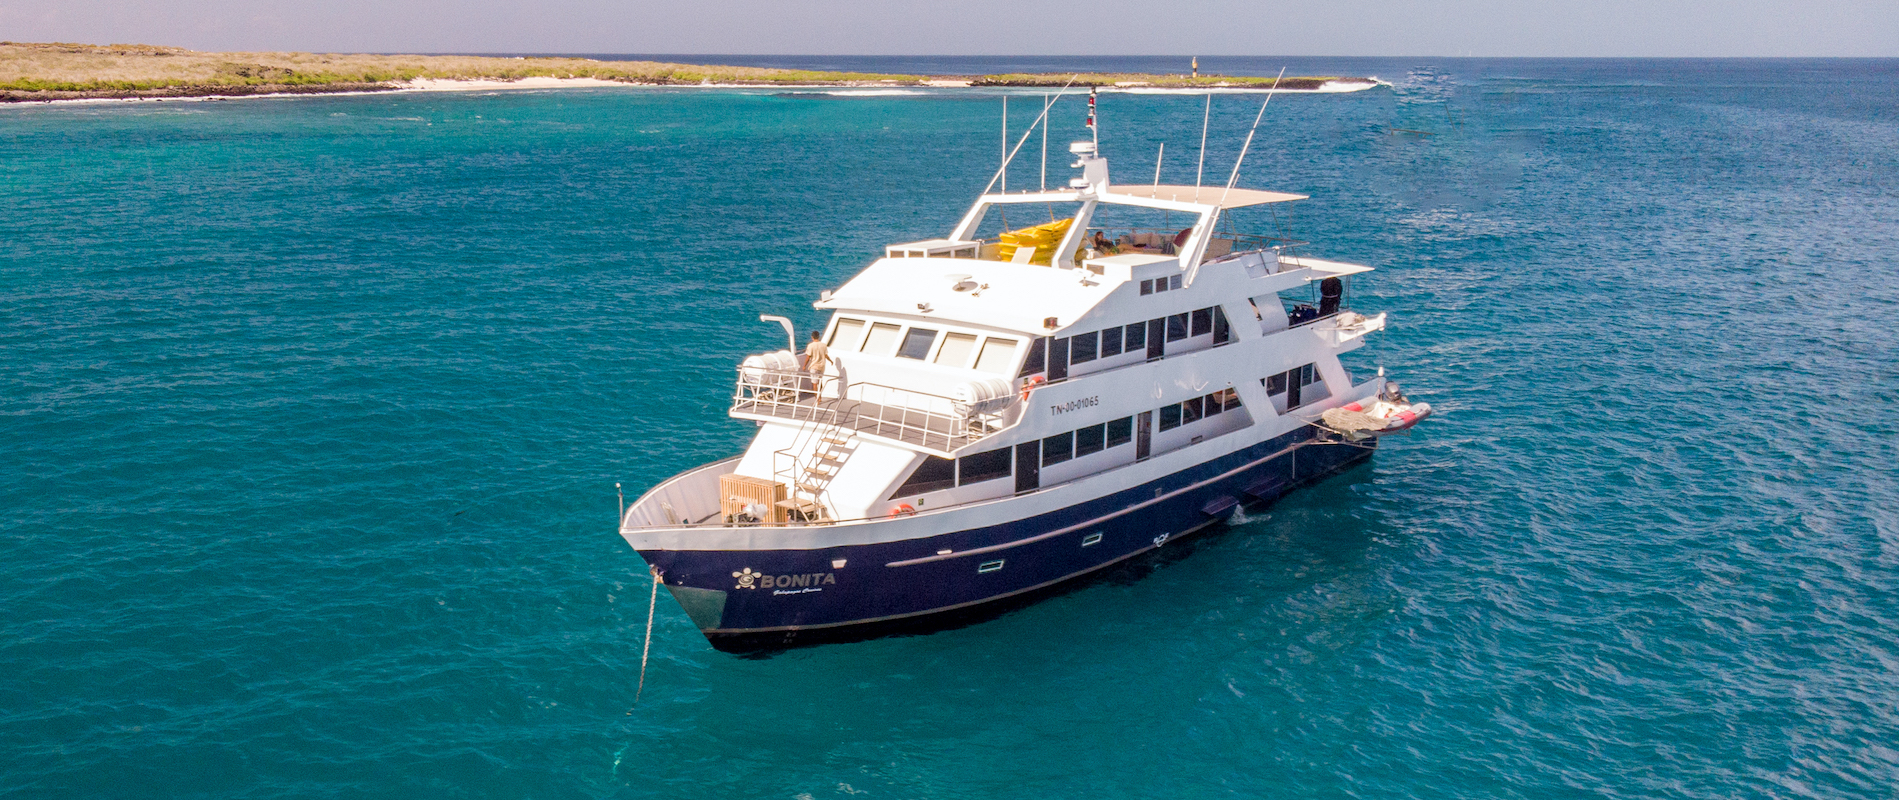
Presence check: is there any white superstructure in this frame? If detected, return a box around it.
[617,133,1415,651]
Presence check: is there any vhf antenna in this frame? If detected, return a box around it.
[1218,67,1286,208]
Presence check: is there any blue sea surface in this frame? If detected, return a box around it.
[3,58,1897,798]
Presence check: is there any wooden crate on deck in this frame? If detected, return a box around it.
[720,474,787,524]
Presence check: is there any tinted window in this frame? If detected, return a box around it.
[1106,416,1133,447]
[1203,393,1223,417]
[1159,404,1182,431]
[1070,331,1098,364]
[1166,313,1189,342]
[958,448,1012,485]
[1212,306,1231,344]
[1300,363,1317,386]
[1074,423,1106,457]
[1182,396,1204,424]
[1140,279,1154,295]
[1169,275,1182,290]
[1100,326,1123,357]
[894,456,955,496]
[1018,337,1047,377]
[1265,372,1288,396]
[1042,431,1074,466]
[1124,322,1146,351]
[1191,308,1212,337]
[898,328,938,360]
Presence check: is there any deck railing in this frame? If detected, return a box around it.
[731,368,1008,454]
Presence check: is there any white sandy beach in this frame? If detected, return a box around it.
[397,76,628,91]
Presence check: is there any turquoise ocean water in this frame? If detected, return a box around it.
[4,58,1897,798]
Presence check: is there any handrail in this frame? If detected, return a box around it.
[1083,227,1302,248]
[731,368,1007,455]
[623,409,1354,533]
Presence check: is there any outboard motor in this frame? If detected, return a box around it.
[1319,276,1344,317]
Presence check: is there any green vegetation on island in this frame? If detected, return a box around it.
[0,41,1374,102]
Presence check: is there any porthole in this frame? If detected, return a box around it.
[978,559,1006,574]
[1081,533,1103,547]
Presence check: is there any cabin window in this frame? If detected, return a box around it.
[935,332,978,367]
[1203,392,1224,417]
[1299,364,1330,403]
[830,317,867,351]
[1212,306,1231,344]
[1017,337,1047,377]
[898,328,938,360]
[1124,321,1146,352]
[863,322,902,355]
[1181,396,1204,425]
[1191,308,1213,337]
[974,337,1019,375]
[1070,331,1098,364]
[1166,313,1189,342]
[1158,404,1183,432]
[1140,279,1154,295]
[1042,431,1074,466]
[958,447,1012,485]
[894,456,955,496]
[1074,423,1106,457]
[1106,416,1133,448]
[1100,326,1123,357]
[1264,363,1327,410]
[1169,275,1182,290]
[1212,388,1242,412]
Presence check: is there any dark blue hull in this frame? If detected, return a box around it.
[637,428,1374,653]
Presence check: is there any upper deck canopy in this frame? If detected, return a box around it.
[1104,185,1307,208]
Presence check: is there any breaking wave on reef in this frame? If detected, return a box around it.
[1111,79,1386,95]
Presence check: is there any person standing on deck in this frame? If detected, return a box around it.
[799,330,832,401]
[802,331,830,374]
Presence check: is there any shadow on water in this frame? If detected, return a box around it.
[730,458,1387,658]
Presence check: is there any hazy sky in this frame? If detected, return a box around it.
[4,0,1895,57]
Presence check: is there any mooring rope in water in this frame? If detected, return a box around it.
[635,565,660,705]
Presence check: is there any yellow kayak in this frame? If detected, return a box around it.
[997,218,1073,265]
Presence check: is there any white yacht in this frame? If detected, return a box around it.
[619,132,1426,652]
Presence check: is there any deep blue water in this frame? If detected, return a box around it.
[4,58,1898,798]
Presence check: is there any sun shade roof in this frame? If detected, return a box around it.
[1105,185,1308,208]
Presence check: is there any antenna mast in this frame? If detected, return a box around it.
[1041,94,1049,191]
[978,75,1078,196]
[1218,67,1286,208]
[1194,93,1211,191]
[1088,87,1098,149]
[1000,96,1007,193]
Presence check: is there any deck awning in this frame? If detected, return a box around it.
[1104,185,1307,208]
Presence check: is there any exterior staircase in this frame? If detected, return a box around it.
[776,431,857,523]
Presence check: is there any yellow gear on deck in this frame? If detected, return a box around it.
[996,218,1073,266]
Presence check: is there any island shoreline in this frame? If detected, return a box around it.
[0,41,1380,104]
